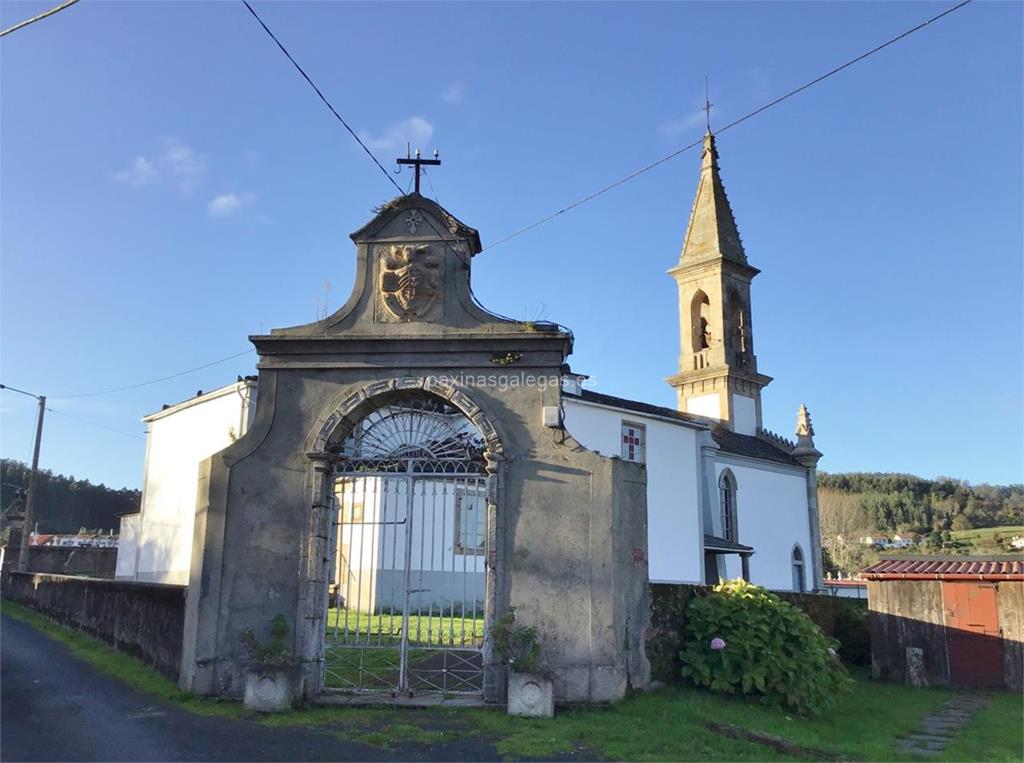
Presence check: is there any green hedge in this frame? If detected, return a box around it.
[647,583,870,684]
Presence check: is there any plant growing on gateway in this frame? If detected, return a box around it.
[679,579,850,714]
[490,607,543,674]
[240,614,300,674]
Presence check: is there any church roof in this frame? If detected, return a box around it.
[678,132,748,266]
[711,426,803,468]
[565,389,707,428]
[565,388,803,468]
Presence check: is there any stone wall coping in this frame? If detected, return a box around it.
[252,331,571,348]
[5,571,187,596]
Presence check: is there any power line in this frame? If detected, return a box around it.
[50,349,254,399]
[0,0,79,38]
[46,408,147,441]
[241,0,403,197]
[241,1,475,273]
[484,0,974,251]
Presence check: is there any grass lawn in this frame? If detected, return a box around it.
[5,600,1022,761]
[949,525,1024,542]
[325,609,485,647]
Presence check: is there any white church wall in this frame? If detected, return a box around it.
[563,397,704,584]
[686,393,721,420]
[713,458,812,592]
[731,395,757,436]
[125,382,255,585]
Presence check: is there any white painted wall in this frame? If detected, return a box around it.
[731,394,757,436]
[123,382,255,585]
[333,475,487,614]
[114,514,140,580]
[563,397,704,583]
[686,393,721,420]
[713,459,812,591]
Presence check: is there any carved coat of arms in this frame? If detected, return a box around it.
[378,244,441,321]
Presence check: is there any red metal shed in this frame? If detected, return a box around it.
[862,556,1023,691]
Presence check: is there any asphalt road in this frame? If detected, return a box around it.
[0,612,504,762]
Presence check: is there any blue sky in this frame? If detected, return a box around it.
[1,1,1021,490]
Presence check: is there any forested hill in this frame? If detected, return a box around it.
[818,472,1024,576]
[0,459,139,534]
[819,472,1023,532]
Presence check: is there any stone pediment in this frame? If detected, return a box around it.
[350,194,482,254]
[260,194,569,349]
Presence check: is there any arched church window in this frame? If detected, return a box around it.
[690,291,711,352]
[718,469,738,542]
[792,545,806,592]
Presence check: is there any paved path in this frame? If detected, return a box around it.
[0,613,506,762]
[897,692,991,757]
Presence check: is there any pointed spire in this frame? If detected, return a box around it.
[679,132,747,265]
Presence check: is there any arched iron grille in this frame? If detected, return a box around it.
[325,393,490,696]
[333,396,486,474]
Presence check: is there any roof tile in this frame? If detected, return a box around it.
[862,556,1024,579]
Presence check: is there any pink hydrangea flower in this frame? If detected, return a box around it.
[710,637,727,651]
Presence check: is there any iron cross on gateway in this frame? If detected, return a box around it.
[397,148,440,194]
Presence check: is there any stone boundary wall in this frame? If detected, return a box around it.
[26,547,118,579]
[2,571,186,680]
[647,583,870,684]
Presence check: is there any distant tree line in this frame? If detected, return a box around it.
[818,472,1024,576]
[0,458,139,534]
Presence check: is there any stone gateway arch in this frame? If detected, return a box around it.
[179,194,650,703]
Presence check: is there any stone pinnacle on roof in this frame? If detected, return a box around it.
[679,131,747,265]
[791,403,822,466]
[795,403,815,439]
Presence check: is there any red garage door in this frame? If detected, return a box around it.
[942,582,1003,689]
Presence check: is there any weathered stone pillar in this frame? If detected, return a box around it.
[298,456,334,696]
[791,404,824,591]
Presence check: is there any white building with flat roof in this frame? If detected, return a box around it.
[115,379,256,584]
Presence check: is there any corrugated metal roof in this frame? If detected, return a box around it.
[862,556,1024,580]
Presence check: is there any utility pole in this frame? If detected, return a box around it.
[0,384,46,572]
[396,148,440,195]
[21,395,46,571]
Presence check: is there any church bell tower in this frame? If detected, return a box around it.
[667,132,771,435]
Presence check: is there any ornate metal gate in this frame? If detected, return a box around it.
[323,396,489,696]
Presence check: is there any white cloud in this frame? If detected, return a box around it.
[160,138,206,194]
[111,138,207,194]
[207,192,254,218]
[359,116,434,153]
[659,92,722,138]
[111,156,158,187]
[659,109,708,137]
[441,82,465,105]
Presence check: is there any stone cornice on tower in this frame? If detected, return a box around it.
[678,132,748,267]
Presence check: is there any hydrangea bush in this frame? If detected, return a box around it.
[680,579,850,714]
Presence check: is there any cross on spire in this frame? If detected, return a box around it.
[396,147,440,195]
[703,75,714,132]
